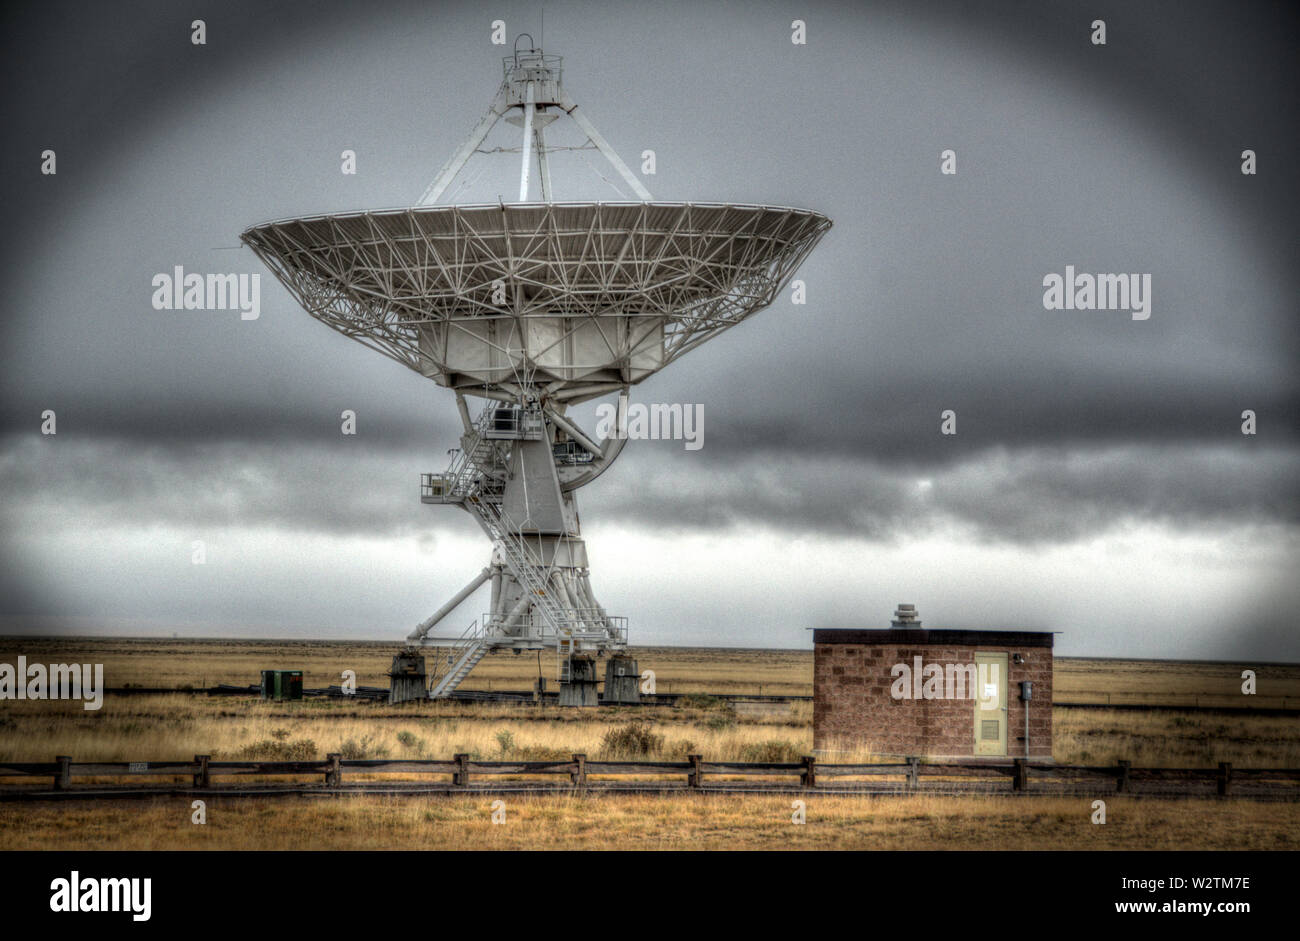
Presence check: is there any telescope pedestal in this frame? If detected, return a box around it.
[604,655,641,704]
[388,652,427,704]
[558,656,599,707]
[412,402,627,697]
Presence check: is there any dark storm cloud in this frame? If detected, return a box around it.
[0,394,455,449]
[882,0,1300,238]
[5,432,1292,547]
[0,435,441,538]
[586,441,1299,542]
[681,373,1298,467]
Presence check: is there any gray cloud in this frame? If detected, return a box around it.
[587,441,1300,542]
[0,436,440,539]
[4,433,1292,547]
[1,0,1296,654]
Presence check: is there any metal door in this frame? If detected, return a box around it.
[973,652,1008,756]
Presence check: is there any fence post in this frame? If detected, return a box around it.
[906,756,919,788]
[194,754,210,789]
[1013,758,1028,792]
[326,753,342,788]
[54,755,71,791]
[687,754,702,789]
[571,753,586,788]
[454,753,470,788]
[1116,759,1131,793]
[1217,761,1232,797]
[800,755,816,788]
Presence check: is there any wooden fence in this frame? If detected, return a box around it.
[2,755,1299,797]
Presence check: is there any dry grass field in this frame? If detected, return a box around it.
[0,637,813,695]
[1,693,1299,769]
[5,636,1298,704]
[1,637,1298,849]
[2,793,1296,851]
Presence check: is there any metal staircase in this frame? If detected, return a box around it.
[422,405,507,503]
[466,496,579,682]
[428,619,488,698]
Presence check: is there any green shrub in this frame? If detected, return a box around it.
[600,721,664,758]
[235,738,318,761]
[705,712,736,731]
[395,731,426,756]
[338,735,390,760]
[739,740,802,763]
[495,729,516,756]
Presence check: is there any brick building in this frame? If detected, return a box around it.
[813,608,1053,759]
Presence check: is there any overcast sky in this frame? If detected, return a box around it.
[1,0,1296,659]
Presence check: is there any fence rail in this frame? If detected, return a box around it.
[2,755,1299,799]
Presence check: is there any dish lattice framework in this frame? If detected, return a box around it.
[242,201,830,403]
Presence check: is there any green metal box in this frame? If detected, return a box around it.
[260,669,303,701]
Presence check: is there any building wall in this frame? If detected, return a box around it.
[812,630,1053,759]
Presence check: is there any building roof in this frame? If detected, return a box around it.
[813,628,1055,648]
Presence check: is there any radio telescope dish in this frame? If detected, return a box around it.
[243,202,829,404]
[241,42,831,699]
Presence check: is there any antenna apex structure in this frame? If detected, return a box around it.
[503,41,564,107]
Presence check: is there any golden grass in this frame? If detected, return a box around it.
[1054,708,1300,767]
[2,690,1297,772]
[0,637,814,695]
[1056,658,1300,708]
[0,695,811,765]
[1,793,1295,850]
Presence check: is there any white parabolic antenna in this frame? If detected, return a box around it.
[242,40,832,696]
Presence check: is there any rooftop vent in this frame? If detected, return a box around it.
[891,604,921,627]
